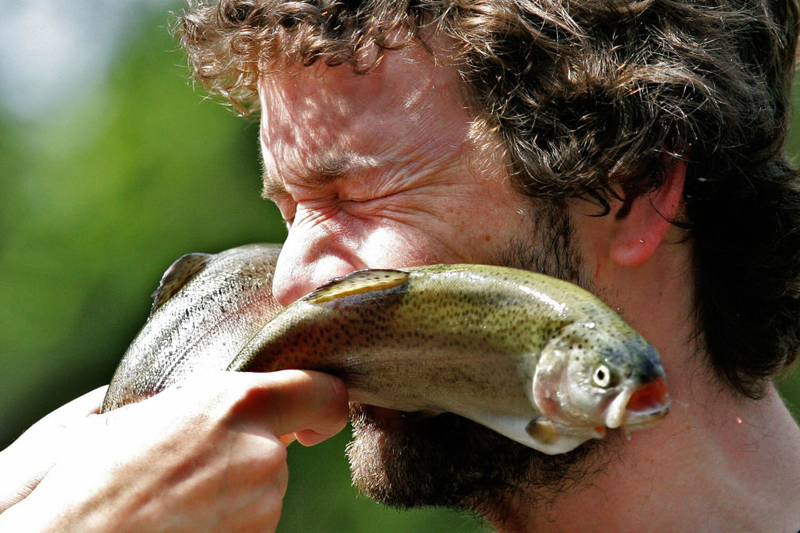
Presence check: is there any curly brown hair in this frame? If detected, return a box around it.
[178,0,800,398]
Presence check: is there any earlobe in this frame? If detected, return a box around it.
[610,157,686,267]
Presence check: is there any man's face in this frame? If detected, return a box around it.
[258,45,534,306]
[258,44,603,509]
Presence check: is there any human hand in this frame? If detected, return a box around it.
[0,370,349,533]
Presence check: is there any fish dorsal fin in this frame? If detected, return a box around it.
[307,269,410,304]
[151,252,212,314]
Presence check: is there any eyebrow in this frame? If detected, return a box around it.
[261,150,381,199]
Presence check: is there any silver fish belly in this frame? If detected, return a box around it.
[102,245,671,455]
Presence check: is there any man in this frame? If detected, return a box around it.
[2,1,800,531]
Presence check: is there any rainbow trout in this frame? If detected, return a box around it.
[102,244,670,455]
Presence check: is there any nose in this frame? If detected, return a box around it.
[271,225,365,306]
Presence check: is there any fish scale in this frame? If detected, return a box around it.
[102,243,671,455]
[228,267,569,437]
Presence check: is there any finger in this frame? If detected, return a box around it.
[295,426,342,447]
[220,370,349,444]
[280,434,297,446]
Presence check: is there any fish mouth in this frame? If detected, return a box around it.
[621,376,671,429]
[604,376,671,430]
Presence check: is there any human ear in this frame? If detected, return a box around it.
[609,156,686,267]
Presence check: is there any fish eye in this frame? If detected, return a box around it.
[593,364,612,388]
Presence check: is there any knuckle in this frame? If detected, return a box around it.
[206,375,277,425]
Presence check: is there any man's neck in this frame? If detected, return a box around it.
[488,374,800,532]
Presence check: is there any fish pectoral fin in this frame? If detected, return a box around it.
[522,418,593,454]
[525,417,563,446]
[151,253,212,314]
[307,269,409,305]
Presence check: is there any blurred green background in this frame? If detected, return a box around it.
[1,2,798,532]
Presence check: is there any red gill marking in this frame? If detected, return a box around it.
[627,376,670,413]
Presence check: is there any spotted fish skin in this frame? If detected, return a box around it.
[100,244,283,412]
[230,266,555,411]
[228,264,669,454]
[102,246,670,454]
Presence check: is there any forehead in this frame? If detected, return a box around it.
[257,44,473,187]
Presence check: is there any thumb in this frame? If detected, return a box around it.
[229,370,349,445]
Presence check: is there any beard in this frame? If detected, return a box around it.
[345,199,615,516]
[346,407,613,515]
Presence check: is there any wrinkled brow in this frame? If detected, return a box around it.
[261,150,381,199]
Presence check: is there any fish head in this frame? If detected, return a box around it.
[532,320,671,438]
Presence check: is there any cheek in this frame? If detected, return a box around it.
[355,224,462,267]
[537,393,562,419]
[534,363,601,424]
[532,366,564,419]
[562,369,611,424]
[336,198,476,265]
[287,200,456,270]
